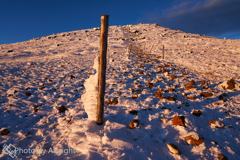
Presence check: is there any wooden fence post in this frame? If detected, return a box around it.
[149,43,154,54]
[162,45,164,60]
[97,15,109,125]
[128,44,132,59]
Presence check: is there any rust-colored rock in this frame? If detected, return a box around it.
[200,92,213,97]
[139,71,144,74]
[147,82,153,89]
[106,98,118,105]
[218,154,228,160]
[170,75,177,80]
[185,86,196,90]
[129,119,140,129]
[168,88,175,92]
[173,116,185,126]
[1,129,10,136]
[184,135,204,146]
[219,95,227,102]
[209,120,224,128]
[154,91,162,98]
[186,80,195,86]
[187,96,196,100]
[192,110,202,116]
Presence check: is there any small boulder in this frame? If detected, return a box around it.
[209,120,224,128]
[184,135,204,146]
[218,154,228,160]
[200,92,213,97]
[170,75,177,80]
[1,129,10,136]
[25,92,32,96]
[173,116,185,126]
[147,82,153,89]
[192,110,202,116]
[166,143,179,154]
[59,105,67,113]
[129,110,138,115]
[226,79,235,89]
[129,119,140,129]
[219,95,227,102]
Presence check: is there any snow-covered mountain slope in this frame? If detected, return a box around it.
[0,24,240,160]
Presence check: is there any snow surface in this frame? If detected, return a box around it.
[0,23,240,159]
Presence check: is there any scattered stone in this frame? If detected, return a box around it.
[143,108,152,111]
[129,119,140,129]
[226,79,235,89]
[59,105,67,113]
[154,91,162,98]
[177,106,183,109]
[219,95,227,102]
[25,92,32,96]
[106,97,118,105]
[218,154,228,160]
[187,96,196,100]
[209,120,224,128]
[161,117,168,123]
[7,50,13,52]
[70,75,75,79]
[168,88,175,92]
[184,135,204,146]
[170,75,177,80]
[192,110,202,116]
[1,129,10,136]
[166,143,179,154]
[147,82,153,89]
[129,110,138,115]
[139,71,143,74]
[117,91,122,95]
[200,92,213,97]
[173,116,185,126]
[34,105,39,112]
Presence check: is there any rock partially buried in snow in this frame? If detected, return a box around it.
[129,119,140,129]
[172,116,185,126]
[200,92,213,97]
[161,117,168,123]
[218,154,228,160]
[209,120,224,128]
[192,110,202,116]
[216,79,239,91]
[1,129,10,136]
[184,133,204,146]
[166,143,179,154]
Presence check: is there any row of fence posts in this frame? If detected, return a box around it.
[96,15,165,125]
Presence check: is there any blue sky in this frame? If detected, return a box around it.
[1,0,239,45]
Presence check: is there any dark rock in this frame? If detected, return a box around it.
[1,129,10,136]
[25,92,32,96]
[173,116,185,126]
[227,79,236,89]
[59,105,67,113]
[129,110,138,115]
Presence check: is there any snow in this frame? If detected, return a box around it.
[0,23,240,159]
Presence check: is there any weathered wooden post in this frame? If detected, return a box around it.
[128,44,132,59]
[97,15,109,125]
[149,43,154,54]
[162,45,164,60]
